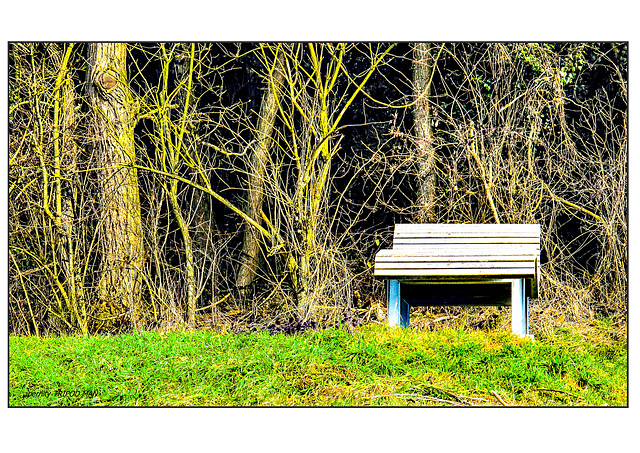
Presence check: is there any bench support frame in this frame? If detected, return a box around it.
[387,278,530,337]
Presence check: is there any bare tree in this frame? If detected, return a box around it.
[236,48,285,300]
[157,43,198,327]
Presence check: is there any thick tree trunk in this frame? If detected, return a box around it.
[86,43,144,329]
[413,43,437,223]
[236,55,285,298]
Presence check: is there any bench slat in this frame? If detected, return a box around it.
[376,255,536,263]
[394,234,539,240]
[377,244,538,253]
[376,261,535,270]
[395,229,539,234]
[395,238,539,244]
[374,268,535,277]
[394,223,541,234]
[393,245,538,253]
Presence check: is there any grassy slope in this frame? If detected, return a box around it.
[9,323,627,406]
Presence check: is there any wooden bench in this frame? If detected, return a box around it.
[374,224,540,337]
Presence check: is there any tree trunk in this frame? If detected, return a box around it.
[86,43,144,329]
[236,54,285,299]
[413,43,437,223]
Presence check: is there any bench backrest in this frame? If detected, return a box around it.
[393,223,540,249]
[374,223,541,296]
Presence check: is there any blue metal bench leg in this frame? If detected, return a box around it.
[388,280,409,328]
[511,278,528,337]
[400,297,409,328]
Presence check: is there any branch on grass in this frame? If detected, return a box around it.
[491,390,509,406]
[535,387,585,400]
[420,385,476,406]
[362,393,469,407]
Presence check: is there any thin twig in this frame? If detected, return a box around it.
[362,393,468,407]
[535,387,585,400]
[462,395,492,403]
[491,390,509,406]
[419,385,476,406]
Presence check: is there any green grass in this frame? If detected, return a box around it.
[9,323,627,406]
